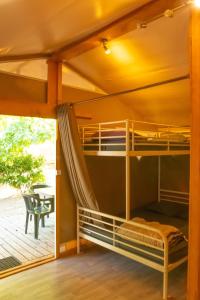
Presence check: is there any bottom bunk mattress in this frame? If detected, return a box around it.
[133,201,188,238]
[80,217,188,266]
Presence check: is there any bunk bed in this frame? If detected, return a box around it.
[77,119,190,300]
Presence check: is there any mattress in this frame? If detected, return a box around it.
[80,201,188,265]
[132,210,188,237]
[80,224,187,265]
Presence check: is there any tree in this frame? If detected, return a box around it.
[0,116,55,192]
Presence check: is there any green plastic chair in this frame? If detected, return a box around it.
[23,194,51,239]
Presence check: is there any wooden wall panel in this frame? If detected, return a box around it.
[0,72,47,103]
[160,156,190,192]
[0,72,55,118]
[131,157,158,211]
[85,156,188,219]
[86,157,126,216]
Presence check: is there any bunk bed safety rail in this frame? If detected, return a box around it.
[77,206,169,260]
[159,189,189,205]
[78,120,190,152]
[77,205,187,300]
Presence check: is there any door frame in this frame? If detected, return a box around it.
[0,61,62,278]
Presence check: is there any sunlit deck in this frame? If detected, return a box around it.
[0,193,55,270]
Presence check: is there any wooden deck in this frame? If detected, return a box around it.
[0,194,55,268]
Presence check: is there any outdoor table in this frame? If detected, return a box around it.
[34,187,55,213]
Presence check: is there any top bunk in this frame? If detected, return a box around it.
[79,119,190,157]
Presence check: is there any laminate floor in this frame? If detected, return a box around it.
[0,245,187,300]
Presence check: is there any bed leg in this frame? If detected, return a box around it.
[77,234,80,254]
[163,270,168,300]
[77,205,80,254]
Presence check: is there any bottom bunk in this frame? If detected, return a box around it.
[77,194,188,300]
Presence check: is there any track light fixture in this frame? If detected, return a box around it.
[164,9,174,18]
[136,23,147,30]
[102,38,111,55]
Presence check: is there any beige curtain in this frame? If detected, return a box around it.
[57,104,99,211]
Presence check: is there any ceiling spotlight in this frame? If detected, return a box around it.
[102,38,111,55]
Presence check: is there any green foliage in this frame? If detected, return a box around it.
[0,154,45,192]
[0,116,55,192]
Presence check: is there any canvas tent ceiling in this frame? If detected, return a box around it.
[0,0,151,56]
[72,6,191,125]
[69,7,189,93]
[0,60,105,94]
[0,0,191,125]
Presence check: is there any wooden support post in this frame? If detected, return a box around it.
[47,60,63,259]
[125,120,131,220]
[47,60,63,105]
[187,8,200,300]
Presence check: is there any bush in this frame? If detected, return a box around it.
[0,154,45,192]
[0,117,54,192]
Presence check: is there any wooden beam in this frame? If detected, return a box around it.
[0,97,90,120]
[0,98,56,118]
[0,53,51,63]
[187,8,200,300]
[52,0,185,61]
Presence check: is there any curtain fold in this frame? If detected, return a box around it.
[57,104,99,211]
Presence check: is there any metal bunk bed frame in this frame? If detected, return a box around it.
[77,119,190,299]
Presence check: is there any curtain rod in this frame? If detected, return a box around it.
[73,74,190,106]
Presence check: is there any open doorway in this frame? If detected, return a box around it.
[0,115,56,273]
